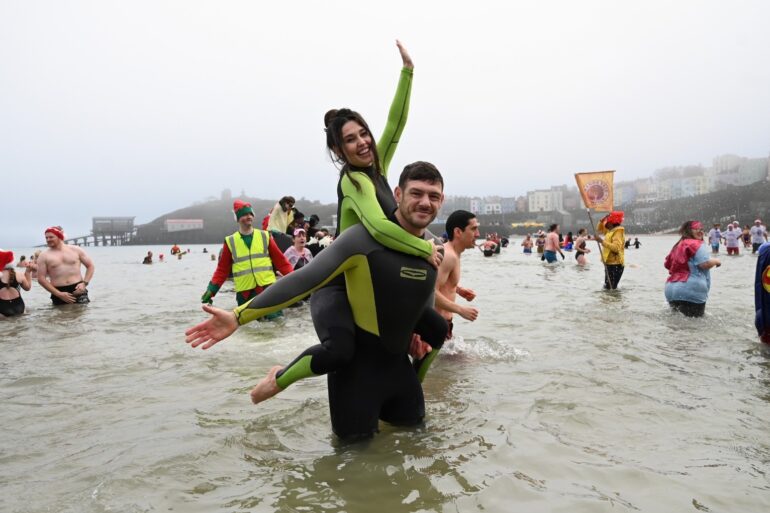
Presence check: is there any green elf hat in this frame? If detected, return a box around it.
[233,200,254,220]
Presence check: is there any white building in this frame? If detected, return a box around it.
[527,187,564,212]
[164,219,204,232]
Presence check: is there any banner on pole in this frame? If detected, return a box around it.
[574,170,615,211]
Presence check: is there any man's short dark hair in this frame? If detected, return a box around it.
[397,161,444,190]
[445,210,477,241]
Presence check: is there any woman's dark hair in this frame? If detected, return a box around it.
[324,108,382,192]
[4,267,18,289]
[671,220,702,250]
[548,223,558,232]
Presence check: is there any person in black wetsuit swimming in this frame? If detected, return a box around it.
[185,162,448,439]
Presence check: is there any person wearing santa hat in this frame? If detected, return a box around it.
[35,226,95,305]
[0,250,33,316]
[594,211,626,290]
[201,200,294,307]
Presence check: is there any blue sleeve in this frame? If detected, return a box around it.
[692,245,710,266]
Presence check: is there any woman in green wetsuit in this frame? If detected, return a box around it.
[260,40,446,394]
[261,41,447,403]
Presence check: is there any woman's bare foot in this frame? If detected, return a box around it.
[250,366,283,404]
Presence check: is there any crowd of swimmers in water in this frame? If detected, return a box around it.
[3,40,770,441]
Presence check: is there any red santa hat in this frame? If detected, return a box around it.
[0,249,14,269]
[45,226,65,240]
[607,211,624,225]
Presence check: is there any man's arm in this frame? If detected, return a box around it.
[268,237,294,276]
[433,253,478,321]
[202,242,233,302]
[36,255,75,303]
[456,286,476,301]
[75,247,95,295]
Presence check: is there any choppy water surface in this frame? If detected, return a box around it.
[2,237,769,512]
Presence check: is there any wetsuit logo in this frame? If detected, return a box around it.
[400,267,427,280]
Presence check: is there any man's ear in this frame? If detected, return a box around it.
[394,186,403,204]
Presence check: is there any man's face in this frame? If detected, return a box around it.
[394,180,444,231]
[238,213,254,229]
[45,232,59,247]
[456,218,480,249]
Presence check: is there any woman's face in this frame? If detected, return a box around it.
[339,120,374,167]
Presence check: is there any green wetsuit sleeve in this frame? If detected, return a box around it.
[377,67,413,177]
[233,235,358,325]
[340,171,432,258]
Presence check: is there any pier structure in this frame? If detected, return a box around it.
[63,217,137,246]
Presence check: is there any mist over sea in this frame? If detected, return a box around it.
[2,237,769,512]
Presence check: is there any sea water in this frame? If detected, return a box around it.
[1,237,768,512]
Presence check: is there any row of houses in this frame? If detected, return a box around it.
[441,153,770,217]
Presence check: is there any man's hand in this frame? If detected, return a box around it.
[56,291,77,304]
[408,333,432,360]
[74,282,87,295]
[459,305,479,322]
[185,305,239,349]
[456,287,476,301]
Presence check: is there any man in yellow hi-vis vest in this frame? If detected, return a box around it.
[201,200,294,306]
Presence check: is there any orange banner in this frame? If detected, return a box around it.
[574,170,615,211]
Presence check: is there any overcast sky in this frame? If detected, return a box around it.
[2,0,769,246]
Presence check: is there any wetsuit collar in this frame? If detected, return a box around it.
[387,209,429,240]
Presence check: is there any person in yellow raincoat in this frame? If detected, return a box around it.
[594,211,625,289]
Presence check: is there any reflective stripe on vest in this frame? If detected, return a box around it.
[224,231,276,292]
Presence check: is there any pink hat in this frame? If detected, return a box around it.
[293,228,306,236]
[755,219,762,223]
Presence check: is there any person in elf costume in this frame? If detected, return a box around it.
[201,200,294,311]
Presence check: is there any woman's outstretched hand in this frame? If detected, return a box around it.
[396,39,413,69]
[426,240,444,269]
[185,304,239,350]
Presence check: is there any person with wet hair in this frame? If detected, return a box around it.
[664,220,721,317]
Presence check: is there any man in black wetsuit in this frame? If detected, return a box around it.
[185,161,447,439]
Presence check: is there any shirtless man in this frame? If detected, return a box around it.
[434,210,479,339]
[543,223,565,263]
[35,226,95,305]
